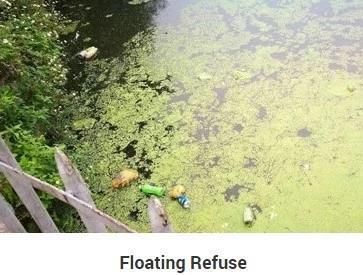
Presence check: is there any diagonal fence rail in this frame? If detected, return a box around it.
[0,137,172,233]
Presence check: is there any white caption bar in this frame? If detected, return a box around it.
[0,234,362,275]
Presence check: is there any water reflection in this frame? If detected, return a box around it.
[59,0,168,57]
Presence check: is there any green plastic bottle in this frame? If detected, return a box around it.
[139,184,165,197]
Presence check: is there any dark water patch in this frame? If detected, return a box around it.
[286,19,307,32]
[243,37,273,52]
[155,0,197,25]
[266,71,279,81]
[190,52,204,59]
[333,35,356,47]
[288,41,310,57]
[271,51,287,61]
[164,125,174,134]
[267,31,286,45]
[122,140,138,158]
[102,121,118,131]
[266,0,280,8]
[136,150,154,179]
[195,124,219,141]
[347,64,359,74]
[243,157,257,169]
[223,183,254,202]
[136,75,177,95]
[297,128,312,138]
[138,121,148,132]
[213,87,228,105]
[170,93,191,103]
[209,156,220,168]
[330,62,360,74]
[172,79,187,92]
[58,0,169,58]
[328,63,345,71]
[233,124,244,133]
[217,5,236,34]
[57,0,170,109]
[194,114,219,141]
[113,145,122,154]
[195,154,219,169]
[257,106,267,120]
[128,208,142,221]
[310,0,334,17]
[255,15,278,29]
[245,16,260,33]
[241,70,278,85]
[73,129,86,140]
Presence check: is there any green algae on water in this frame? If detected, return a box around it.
[66,0,363,232]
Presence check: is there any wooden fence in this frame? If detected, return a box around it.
[0,137,172,233]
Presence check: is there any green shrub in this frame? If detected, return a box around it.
[0,0,83,232]
[0,0,66,132]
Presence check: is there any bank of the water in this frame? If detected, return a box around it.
[61,0,363,232]
[0,0,86,232]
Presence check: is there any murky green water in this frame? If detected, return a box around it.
[61,0,363,232]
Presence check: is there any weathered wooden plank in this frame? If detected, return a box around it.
[55,149,107,233]
[148,196,173,233]
[0,137,59,233]
[0,161,136,233]
[0,222,8,233]
[0,193,26,233]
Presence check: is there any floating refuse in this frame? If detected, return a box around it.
[76,46,98,60]
[177,194,191,209]
[140,184,165,197]
[297,127,312,138]
[250,203,262,215]
[233,69,252,81]
[198,72,212,81]
[168,185,191,209]
[168,185,186,199]
[112,169,139,189]
[224,183,254,202]
[243,203,262,227]
[128,0,151,5]
[243,206,255,226]
[347,86,355,93]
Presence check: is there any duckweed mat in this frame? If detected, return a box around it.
[64,0,363,232]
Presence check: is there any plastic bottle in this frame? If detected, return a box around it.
[139,184,165,197]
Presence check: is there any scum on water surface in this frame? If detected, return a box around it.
[63,0,363,232]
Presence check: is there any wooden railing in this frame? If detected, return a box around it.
[0,137,172,233]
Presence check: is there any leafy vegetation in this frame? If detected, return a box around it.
[0,0,82,232]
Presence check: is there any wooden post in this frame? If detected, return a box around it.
[0,193,26,233]
[148,197,173,233]
[0,137,59,232]
[0,161,136,233]
[55,149,107,233]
